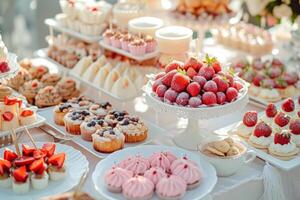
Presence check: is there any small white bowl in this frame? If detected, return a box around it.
[129,17,164,37]
[155,26,193,54]
[198,139,256,177]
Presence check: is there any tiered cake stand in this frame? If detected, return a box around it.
[144,78,249,150]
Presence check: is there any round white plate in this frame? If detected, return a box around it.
[92,145,217,200]
[0,142,89,200]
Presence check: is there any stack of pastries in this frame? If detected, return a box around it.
[70,55,161,99]
[231,57,299,102]
[234,97,300,160]
[6,58,79,107]
[0,96,37,131]
[53,96,148,153]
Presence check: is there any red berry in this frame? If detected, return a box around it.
[203,80,218,93]
[186,82,200,97]
[261,78,275,89]
[281,98,295,112]
[183,57,203,71]
[186,67,197,78]
[216,92,226,104]
[290,119,300,135]
[265,103,277,118]
[226,87,238,102]
[283,72,298,85]
[176,92,189,106]
[225,74,234,86]
[171,73,190,92]
[155,72,166,80]
[272,58,283,67]
[164,89,178,103]
[198,66,215,80]
[253,121,272,137]
[188,96,202,107]
[152,78,162,92]
[13,166,28,183]
[243,111,258,127]
[2,111,14,121]
[156,85,168,97]
[212,62,221,73]
[274,112,290,127]
[253,74,264,86]
[162,70,177,87]
[233,81,243,91]
[202,92,217,105]
[252,59,264,70]
[274,131,291,145]
[0,61,10,73]
[212,76,229,92]
[193,75,207,88]
[267,67,281,79]
[165,61,184,73]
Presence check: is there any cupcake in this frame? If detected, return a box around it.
[104,167,133,193]
[89,102,112,116]
[56,78,80,101]
[122,176,154,200]
[19,79,42,105]
[110,32,123,49]
[40,73,62,86]
[28,66,49,80]
[7,67,32,90]
[156,175,187,200]
[144,35,157,53]
[102,29,115,45]
[115,116,148,143]
[64,110,93,135]
[144,167,167,186]
[53,102,78,126]
[128,39,147,56]
[35,86,62,108]
[120,34,134,51]
[92,126,125,153]
[104,110,129,126]
[80,116,108,141]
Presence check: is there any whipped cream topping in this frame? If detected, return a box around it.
[249,135,272,146]
[236,122,254,137]
[291,134,300,145]
[269,142,297,154]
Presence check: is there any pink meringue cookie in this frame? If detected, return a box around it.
[156,175,187,200]
[122,175,154,200]
[122,155,150,175]
[104,167,133,193]
[171,160,202,189]
[144,167,167,185]
[163,151,178,164]
[149,152,171,171]
[118,156,136,168]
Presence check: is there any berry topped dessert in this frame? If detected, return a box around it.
[0,34,10,73]
[151,55,245,108]
[236,111,258,138]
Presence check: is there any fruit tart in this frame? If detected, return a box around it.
[235,111,258,138]
[35,86,62,108]
[64,110,93,135]
[19,79,43,105]
[248,121,273,149]
[281,98,297,119]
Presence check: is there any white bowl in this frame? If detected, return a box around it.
[128,17,164,37]
[198,139,256,177]
[155,26,193,54]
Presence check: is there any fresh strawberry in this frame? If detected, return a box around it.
[253,121,272,137]
[243,111,258,127]
[193,75,207,87]
[186,67,197,78]
[2,111,14,121]
[216,92,226,104]
[152,77,162,92]
[274,112,290,127]
[198,66,215,80]
[224,73,234,86]
[14,156,35,167]
[165,61,184,73]
[176,92,189,106]
[281,98,295,112]
[164,89,178,103]
[274,131,291,145]
[188,96,202,107]
[0,61,9,73]
[267,67,281,78]
[274,77,288,89]
[226,87,238,102]
[252,59,264,70]
[183,57,203,71]
[30,158,45,174]
[22,144,36,157]
[0,159,11,175]
[48,153,66,169]
[265,103,277,117]
[20,110,34,117]
[212,61,221,73]
[13,166,28,183]
[4,148,18,162]
[212,76,229,92]
[33,149,47,160]
[4,96,22,107]
[233,81,243,91]
[290,119,300,135]
[260,78,275,89]
[203,80,218,93]
[155,72,166,80]
[272,58,283,67]
[202,92,217,105]
[156,85,168,98]
[283,72,298,85]
[186,82,200,97]
[252,74,265,86]
[171,72,190,92]
[161,70,177,87]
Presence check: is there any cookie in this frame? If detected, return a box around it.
[206,146,225,156]
[227,146,240,156]
[212,140,230,153]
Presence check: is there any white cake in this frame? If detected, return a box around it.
[103,69,120,91]
[93,63,112,88]
[71,56,93,76]
[111,76,137,99]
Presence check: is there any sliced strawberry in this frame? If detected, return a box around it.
[2,111,14,121]
[4,148,18,162]
[4,96,22,107]
[281,98,295,112]
[265,103,277,118]
[0,159,11,175]
[254,121,272,137]
[243,111,258,127]
[14,156,35,167]
[274,112,290,127]
[48,153,65,169]
[274,131,291,145]
[22,144,36,156]
[33,149,47,160]
[42,143,56,157]
[13,166,28,183]
[20,110,34,117]
[30,158,45,174]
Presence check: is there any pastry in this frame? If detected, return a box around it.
[92,126,125,153]
[28,65,49,80]
[48,153,67,181]
[92,63,113,88]
[19,108,37,126]
[118,155,150,175]
[71,56,93,76]
[273,112,290,131]
[0,85,13,101]
[41,73,62,86]
[110,32,123,48]
[144,167,167,186]
[248,121,273,149]
[7,67,32,90]
[290,119,300,147]
[3,96,22,115]
[111,76,138,99]
[53,102,77,126]
[82,56,105,82]
[12,166,30,194]
[104,167,133,193]
[18,58,32,70]
[19,79,42,104]
[129,39,147,56]
[56,78,79,101]
[80,116,108,141]
[122,176,154,200]
[89,102,112,116]
[235,111,258,138]
[35,86,62,108]
[64,110,93,135]
[103,69,120,91]
[30,158,49,190]
[156,175,187,200]
[1,111,19,131]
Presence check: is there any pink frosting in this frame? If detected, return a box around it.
[149,152,171,171]
[156,175,187,198]
[122,155,150,175]
[171,160,202,185]
[122,176,154,199]
[144,167,167,185]
[104,167,133,189]
[163,151,178,164]
[118,156,136,168]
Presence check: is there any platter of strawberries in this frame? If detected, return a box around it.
[216,97,300,170]
[0,142,88,200]
[231,57,300,105]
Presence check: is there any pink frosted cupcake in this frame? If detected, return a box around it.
[121,155,150,175]
[148,152,171,171]
[144,35,157,53]
[102,29,115,45]
[156,175,187,200]
[122,176,154,200]
[144,167,167,186]
[171,159,202,189]
[120,34,134,52]
[128,39,146,56]
[104,167,133,193]
[110,32,123,49]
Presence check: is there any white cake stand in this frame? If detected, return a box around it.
[0,53,20,81]
[144,78,249,150]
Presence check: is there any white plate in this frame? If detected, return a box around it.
[99,40,159,62]
[92,145,217,200]
[0,142,89,200]
[38,108,163,158]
